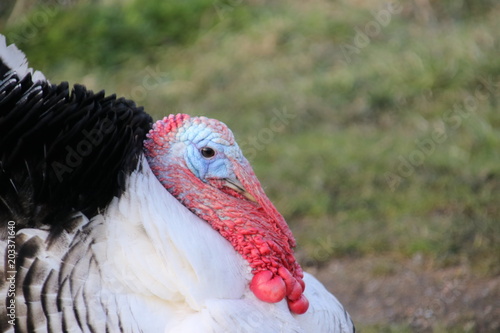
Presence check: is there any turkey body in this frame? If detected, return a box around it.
[0,35,354,333]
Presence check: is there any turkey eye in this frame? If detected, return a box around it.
[200,147,216,159]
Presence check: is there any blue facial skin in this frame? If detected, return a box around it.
[180,125,241,183]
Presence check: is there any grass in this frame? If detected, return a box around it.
[4,0,499,282]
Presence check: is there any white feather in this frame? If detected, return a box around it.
[0,34,46,82]
[4,156,352,332]
[96,158,353,332]
[98,157,251,331]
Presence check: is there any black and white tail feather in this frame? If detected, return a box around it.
[0,35,152,332]
[0,36,45,84]
[0,36,152,229]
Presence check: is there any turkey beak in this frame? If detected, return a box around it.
[228,156,296,246]
[223,178,257,203]
[227,157,271,207]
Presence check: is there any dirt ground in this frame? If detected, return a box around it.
[308,256,500,332]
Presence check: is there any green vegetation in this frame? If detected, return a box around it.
[3,0,499,329]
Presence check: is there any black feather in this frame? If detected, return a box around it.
[0,68,153,231]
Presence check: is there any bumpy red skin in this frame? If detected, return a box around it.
[145,114,309,314]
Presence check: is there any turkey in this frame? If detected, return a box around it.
[0,35,354,332]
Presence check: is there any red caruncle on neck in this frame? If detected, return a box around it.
[153,164,309,314]
[144,114,309,314]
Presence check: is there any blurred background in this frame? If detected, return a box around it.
[2,0,499,331]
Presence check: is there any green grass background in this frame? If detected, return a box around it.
[2,0,499,330]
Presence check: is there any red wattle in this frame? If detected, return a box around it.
[278,267,294,292]
[249,270,286,303]
[278,266,303,301]
[147,115,310,315]
[287,294,309,315]
[297,277,305,291]
[287,280,303,301]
